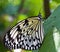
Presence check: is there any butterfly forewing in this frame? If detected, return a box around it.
[4,16,44,50]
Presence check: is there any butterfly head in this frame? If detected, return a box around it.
[38,13,42,20]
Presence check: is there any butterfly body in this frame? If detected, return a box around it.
[4,15,44,50]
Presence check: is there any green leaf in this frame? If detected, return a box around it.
[23,0,44,17]
[17,14,28,21]
[40,5,60,52]
[53,0,60,3]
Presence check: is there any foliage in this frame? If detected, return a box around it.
[53,0,60,3]
[0,0,21,15]
[23,0,44,16]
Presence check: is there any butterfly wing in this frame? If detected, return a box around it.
[4,16,44,50]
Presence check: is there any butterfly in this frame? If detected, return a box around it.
[3,14,44,50]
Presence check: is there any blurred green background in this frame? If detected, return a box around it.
[0,0,60,52]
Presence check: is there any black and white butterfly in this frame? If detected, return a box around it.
[4,14,44,50]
